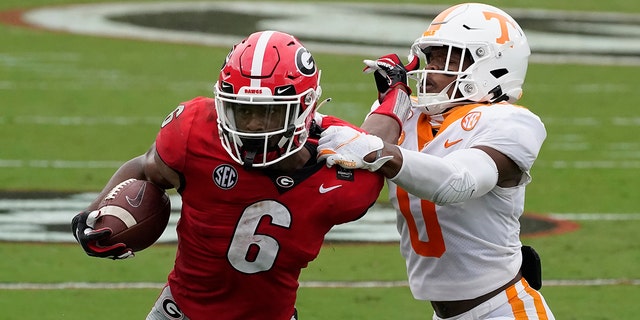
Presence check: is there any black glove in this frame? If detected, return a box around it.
[71,210,133,259]
[363,53,419,95]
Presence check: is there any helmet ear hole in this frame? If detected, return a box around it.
[490,69,508,79]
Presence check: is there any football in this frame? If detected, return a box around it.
[94,178,171,252]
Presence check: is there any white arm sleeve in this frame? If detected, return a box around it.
[389,147,498,205]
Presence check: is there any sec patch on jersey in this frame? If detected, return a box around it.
[94,178,171,252]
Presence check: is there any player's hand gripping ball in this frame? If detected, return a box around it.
[94,179,171,252]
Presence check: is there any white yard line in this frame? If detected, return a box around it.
[0,159,125,169]
[1,279,638,290]
[549,213,640,221]
[5,158,640,170]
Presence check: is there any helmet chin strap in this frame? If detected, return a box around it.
[238,109,307,169]
[283,124,295,138]
[242,150,257,169]
[240,137,262,169]
[241,141,285,169]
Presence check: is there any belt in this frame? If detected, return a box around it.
[430,271,522,318]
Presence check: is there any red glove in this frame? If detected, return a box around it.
[363,53,419,96]
[363,54,417,127]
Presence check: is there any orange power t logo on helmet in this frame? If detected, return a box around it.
[422,5,517,46]
[421,4,464,37]
[483,11,517,44]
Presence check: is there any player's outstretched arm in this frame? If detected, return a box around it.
[70,143,179,259]
[318,54,417,176]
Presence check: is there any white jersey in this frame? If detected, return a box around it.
[388,102,546,301]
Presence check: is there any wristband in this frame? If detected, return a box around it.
[370,88,412,128]
[362,146,393,172]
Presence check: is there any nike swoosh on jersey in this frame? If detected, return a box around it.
[444,138,463,148]
[319,184,342,194]
[126,183,146,208]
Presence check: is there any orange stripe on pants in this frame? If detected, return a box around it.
[506,280,528,319]
[507,279,550,320]
[523,280,549,320]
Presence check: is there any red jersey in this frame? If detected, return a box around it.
[155,96,383,320]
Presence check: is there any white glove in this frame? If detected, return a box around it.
[317,126,392,172]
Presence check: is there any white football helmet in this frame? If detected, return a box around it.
[407,3,530,115]
[214,31,322,168]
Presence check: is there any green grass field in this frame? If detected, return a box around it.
[2,0,640,319]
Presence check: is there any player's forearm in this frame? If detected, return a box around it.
[86,155,148,210]
[387,148,498,205]
[360,112,405,177]
[361,113,400,144]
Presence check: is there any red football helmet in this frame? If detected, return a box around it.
[214,30,322,168]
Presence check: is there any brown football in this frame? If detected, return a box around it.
[94,178,171,252]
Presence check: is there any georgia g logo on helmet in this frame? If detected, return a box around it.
[295,47,316,76]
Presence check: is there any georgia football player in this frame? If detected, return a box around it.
[72,30,404,320]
